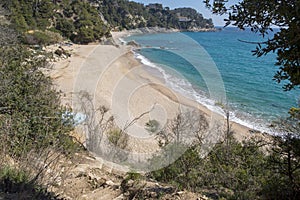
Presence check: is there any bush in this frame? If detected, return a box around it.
[0,166,29,193]
[0,44,78,157]
[107,128,128,149]
[145,119,160,133]
[56,18,75,38]
[0,166,61,199]
[148,136,269,198]
[71,27,95,44]
[22,30,62,45]
[149,145,201,191]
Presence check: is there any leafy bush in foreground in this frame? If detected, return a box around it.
[0,166,61,200]
[0,27,81,198]
[149,136,268,199]
[148,115,300,199]
[0,43,82,156]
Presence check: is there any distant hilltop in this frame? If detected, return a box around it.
[1,0,215,44]
[100,1,214,31]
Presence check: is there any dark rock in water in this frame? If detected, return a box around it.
[127,40,140,47]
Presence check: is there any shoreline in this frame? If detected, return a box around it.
[129,50,255,140]
[111,27,217,46]
[49,32,267,155]
[113,31,267,137]
[133,50,273,135]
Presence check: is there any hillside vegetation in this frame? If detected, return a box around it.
[0,24,83,198]
[2,0,214,44]
[2,0,110,44]
[1,1,300,199]
[99,0,213,30]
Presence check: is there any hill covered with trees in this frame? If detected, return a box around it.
[98,0,214,31]
[2,0,110,44]
[1,0,214,44]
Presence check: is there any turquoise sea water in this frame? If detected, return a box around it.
[125,28,300,132]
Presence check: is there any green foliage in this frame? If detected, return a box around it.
[99,0,214,30]
[0,165,29,193]
[3,0,52,31]
[107,128,128,149]
[2,0,110,44]
[23,30,62,45]
[263,119,300,199]
[149,119,300,199]
[205,0,300,90]
[0,27,80,198]
[107,128,123,146]
[149,145,201,191]
[60,0,108,44]
[125,171,142,181]
[72,27,95,44]
[145,119,160,133]
[55,18,75,38]
[0,166,60,199]
[202,137,268,199]
[2,0,214,44]
[0,44,78,157]
[0,26,19,45]
[149,136,268,199]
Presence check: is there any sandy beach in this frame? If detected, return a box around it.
[49,32,259,166]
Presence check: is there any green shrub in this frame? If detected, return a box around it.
[56,18,75,38]
[145,120,160,133]
[107,128,128,149]
[0,166,29,193]
[148,136,269,198]
[107,128,123,146]
[125,171,142,181]
[0,44,78,157]
[22,30,62,45]
[0,166,61,199]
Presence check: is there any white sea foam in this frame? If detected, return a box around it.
[134,52,169,81]
[118,37,127,45]
[229,112,273,133]
[133,51,273,134]
[134,52,223,114]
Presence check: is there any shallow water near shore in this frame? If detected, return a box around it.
[125,27,300,133]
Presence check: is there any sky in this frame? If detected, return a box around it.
[131,0,230,26]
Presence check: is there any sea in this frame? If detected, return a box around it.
[124,27,300,133]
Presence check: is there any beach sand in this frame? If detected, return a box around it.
[49,33,259,160]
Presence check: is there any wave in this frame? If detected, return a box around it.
[229,112,273,133]
[134,51,169,81]
[133,51,274,134]
[118,37,127,45]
